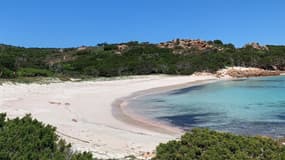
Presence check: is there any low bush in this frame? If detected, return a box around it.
[153,128,285,160]
[16,68,53,77]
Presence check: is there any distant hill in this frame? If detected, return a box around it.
[1,39,285,79]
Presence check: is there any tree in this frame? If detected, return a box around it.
[213,40,224,46]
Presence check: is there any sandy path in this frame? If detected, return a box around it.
[0,75,218,159]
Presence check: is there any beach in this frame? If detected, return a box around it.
[0,74,219,159]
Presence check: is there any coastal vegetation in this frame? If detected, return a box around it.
[2,113,285,160]
[1,40,285,79]
[0,113,93,160]
[153,128,285,160]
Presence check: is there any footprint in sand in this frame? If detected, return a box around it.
[48,101,71,106]
[48,101,61,105]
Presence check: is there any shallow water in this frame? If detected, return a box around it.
[129,76,285,137]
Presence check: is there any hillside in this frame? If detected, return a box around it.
[1,39,285,79]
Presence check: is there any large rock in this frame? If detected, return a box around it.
[216,67,280,78]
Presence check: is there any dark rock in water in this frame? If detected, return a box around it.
[169,85,205,95]
[158,113,219,128]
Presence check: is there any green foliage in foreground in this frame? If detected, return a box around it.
[153,128,285,160]
[0,113,93,160]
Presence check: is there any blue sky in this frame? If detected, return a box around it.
[0,0,284,48]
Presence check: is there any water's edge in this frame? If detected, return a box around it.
[126,75,285,138]
[112,79,222,135]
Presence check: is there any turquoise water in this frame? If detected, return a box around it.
[130,76,285,137]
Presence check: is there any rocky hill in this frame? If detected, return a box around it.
[1,39,285,79]
[78,39,269,55]
[158,39,224,54]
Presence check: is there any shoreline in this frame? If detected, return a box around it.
[112,73,285,140]
[1,71,283,159]
[112,79,221,136]
[0,74,220,159]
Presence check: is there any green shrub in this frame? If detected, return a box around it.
[153,128,285,160]
[0,68,15,78]
[16,68,53,77]
[0,113,93,160]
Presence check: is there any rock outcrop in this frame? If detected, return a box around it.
[158,39,223,53]
[216,67,281,78]
[244,42,269,50]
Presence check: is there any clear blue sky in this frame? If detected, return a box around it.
[0,0,284,48]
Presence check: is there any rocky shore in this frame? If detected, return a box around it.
[216,67,282,78]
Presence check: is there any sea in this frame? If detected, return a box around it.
[129,76,285,137]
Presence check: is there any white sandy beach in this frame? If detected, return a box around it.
[0,74,218,159]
